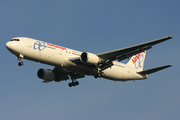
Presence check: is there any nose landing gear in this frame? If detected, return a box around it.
[16,54,24,66]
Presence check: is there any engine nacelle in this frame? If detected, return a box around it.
[80,52,101,65]
[37,68,55,80]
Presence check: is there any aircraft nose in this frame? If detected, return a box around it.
[6,41,19,51]
[6,41,11,49]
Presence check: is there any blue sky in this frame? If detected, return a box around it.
[1,0,180,120]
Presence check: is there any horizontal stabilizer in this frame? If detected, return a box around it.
[137,65,172,75]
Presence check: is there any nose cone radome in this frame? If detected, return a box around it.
[6,41,12,50]
[6,41,19,55]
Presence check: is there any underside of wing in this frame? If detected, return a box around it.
[52,67,85,82]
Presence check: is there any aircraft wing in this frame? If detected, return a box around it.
[96,36,173,61]
[70,36,172,73]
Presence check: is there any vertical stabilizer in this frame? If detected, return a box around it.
[126,51,146,71]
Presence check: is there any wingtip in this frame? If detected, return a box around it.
[165,64,173,68]
[167,35,173,38]
[169,64,173,67]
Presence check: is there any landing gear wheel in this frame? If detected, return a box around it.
[75,81,79,85]
[94,75,98,78]
[72,82,76,86]
[68,81,79,87]
[68,83,73,87]
[18,62,23,66]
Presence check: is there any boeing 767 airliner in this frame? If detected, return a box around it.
[6,36,172,87]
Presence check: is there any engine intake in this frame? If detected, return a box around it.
[37,68,55,80]
[80,52,101,65]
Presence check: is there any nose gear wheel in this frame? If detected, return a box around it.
[18,61,24,66]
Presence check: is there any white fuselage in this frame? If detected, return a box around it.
[6,37,147,81]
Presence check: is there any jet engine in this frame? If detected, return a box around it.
[80,52,101,65]
[37,68,55,80]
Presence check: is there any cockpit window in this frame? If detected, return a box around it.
[10,39,20,41]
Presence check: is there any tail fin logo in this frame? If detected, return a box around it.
[132,52,145,69]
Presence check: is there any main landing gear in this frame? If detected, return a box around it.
[68,73,79,87]
[17,54,24,66]
[94,72,105,78]
[68,81,79,87]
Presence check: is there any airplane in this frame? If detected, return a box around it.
[6,36,173,87]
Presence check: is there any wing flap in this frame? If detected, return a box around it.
[137,65,172,75]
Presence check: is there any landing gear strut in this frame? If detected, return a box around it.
[17,54,24,66]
